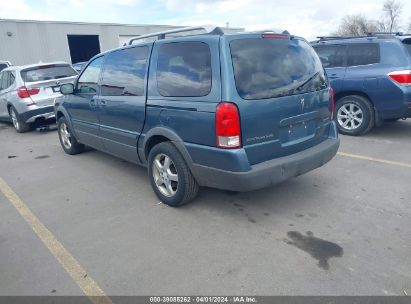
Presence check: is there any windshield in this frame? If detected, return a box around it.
[230,38,326,100]
[21,65,77,82]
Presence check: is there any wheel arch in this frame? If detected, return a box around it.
[55,107,78,138]
[140,127,194,169]
[334,90,374,106]
[6,103,14,113]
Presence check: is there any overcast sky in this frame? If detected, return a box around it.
[1,0,410,40]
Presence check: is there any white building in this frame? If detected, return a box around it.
[0,19,241,66]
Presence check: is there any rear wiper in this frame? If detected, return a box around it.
[293,72,320,93]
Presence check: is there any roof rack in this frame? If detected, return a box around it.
[129,25,224,45]
[316,32,405,41]
[317,36,342,40]
[366,31,403,36]
[316,35,369,41]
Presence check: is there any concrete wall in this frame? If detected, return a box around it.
[0,20,181,65]
[0,19,243,66]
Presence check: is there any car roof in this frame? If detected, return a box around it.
[101,29,302,55]
[12,61,72,71]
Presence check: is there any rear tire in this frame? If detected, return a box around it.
[57,117,85,155]
[148,142,199,207]
[9,106,31,133]
[334,95,374,136]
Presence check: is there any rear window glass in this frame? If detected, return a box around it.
[157,42,212,97]
[21,65,77,82]
[402,39,411,56]
[0,64,8,72]
[101,46,149,96]
[347,44,379,67]
[313,45,346,68]
[230,38,326,100]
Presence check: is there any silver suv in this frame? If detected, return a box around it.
[0,62,77,132]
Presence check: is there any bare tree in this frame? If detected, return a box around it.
[333,15,378,36]
[377,0,403,32]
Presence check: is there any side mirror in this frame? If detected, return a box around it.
[61,83,74,95]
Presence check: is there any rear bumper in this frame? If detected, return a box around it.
[19,106,55,123]
[380,102,411,119]
[192,137,340,192]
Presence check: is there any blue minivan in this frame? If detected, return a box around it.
[55,26,339,206]
[312,33,411,135]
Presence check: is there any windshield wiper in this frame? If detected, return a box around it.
[293,72,320,93]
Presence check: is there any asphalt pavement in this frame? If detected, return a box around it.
[0,120,410,296]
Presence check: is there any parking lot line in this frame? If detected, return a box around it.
[0,176,112,304]
[337,152,411,169]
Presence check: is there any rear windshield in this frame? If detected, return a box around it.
[21,65,77,82]
[230,38,326,100]
[402,38,411,56]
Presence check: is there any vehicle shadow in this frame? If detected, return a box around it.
[183,174,327,224]
[85,146,324,223]
[0,121,57,133]
[0,121,12,130]
[367,119,411,140]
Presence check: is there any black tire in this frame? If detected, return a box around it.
[147,142,199,207]
[334,95,374,136]
[9,106,31,133]
[57,117,85,155]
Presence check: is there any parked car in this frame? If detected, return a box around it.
[72,61,87,73]
[54,26,340,206]
[312,33,411,135]
[0,61,11,72]
[0,62,77,132]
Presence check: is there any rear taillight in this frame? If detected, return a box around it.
[216,102,241,149]
[388,70,411,85]
[329,87,335,120]
[17,86,40,99]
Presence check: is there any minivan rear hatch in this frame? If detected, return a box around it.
[227,34,332,165]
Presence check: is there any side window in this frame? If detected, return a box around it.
[347,44,379,67]
[156,41,212,97]
[77,56,104,94]
[314,45,346,68]
[101,46,149,96]
[0,72,10,90]
[8,72,15,88]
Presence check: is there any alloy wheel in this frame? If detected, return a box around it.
[10,110,19,131]
[152,153,179,197]
[59,123,72,149]
[337,103,364,130]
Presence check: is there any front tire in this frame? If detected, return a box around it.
[57,117,85,155]
[9,106,31,133]
[148,142,199,207]
[334,95,374,136]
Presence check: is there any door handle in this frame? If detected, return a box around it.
[328,74,340,79]
[100,99,107,106]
